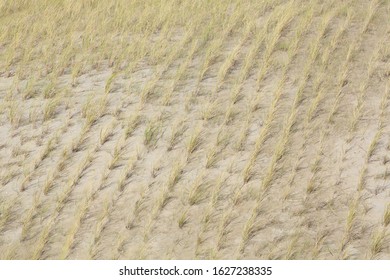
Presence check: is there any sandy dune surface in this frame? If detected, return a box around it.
[0,0,390,259]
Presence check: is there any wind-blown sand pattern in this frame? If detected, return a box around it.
[0,0,390,259]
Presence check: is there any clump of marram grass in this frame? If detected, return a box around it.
[187,173,207,206]
[20,192,41,241]
[124,113,141,139]
[89,199,111,259]
[126,185,148,230]
[144,120,162,149]
[117,157,137,192]
[168,120,187,151]
[383,203,390,227]
[167,162,184,191]
[370,229,385,259]
[0,197,18,234]
[43,171,56,195]
[82,95,108,128]
[105,72,118,95]
[7,101,21,128]
[60,191,91,259]
[31,219,54,260]
[99,121,115,146]
[43,97,61,121]
[186,124,203,155]
[178,208,189,229]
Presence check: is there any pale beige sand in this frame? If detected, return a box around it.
[0,0,389,259]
